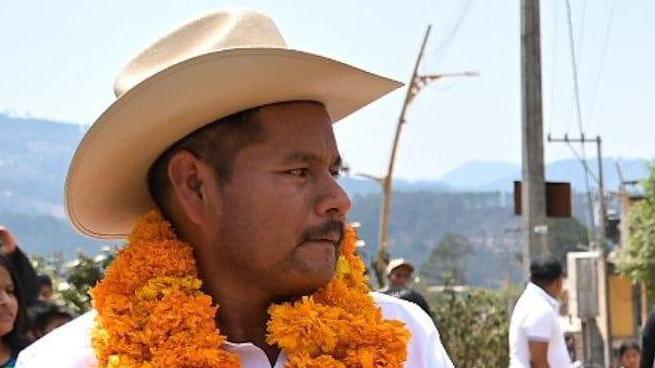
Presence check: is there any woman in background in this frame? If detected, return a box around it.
[0,255,31,368]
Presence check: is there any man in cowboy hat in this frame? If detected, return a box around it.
[381,258,432,316]
[17,9,454,367]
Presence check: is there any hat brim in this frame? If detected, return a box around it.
[387,263,415,275]
[65,47,402,238]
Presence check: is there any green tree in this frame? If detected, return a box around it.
[32,247,116,314]
[429,280,519,368]
[421,234,472,285]
[618,164,655,289]
[547,217,589,266]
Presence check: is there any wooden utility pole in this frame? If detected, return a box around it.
[365,27,479,287]
[548,133,611,366]
[547,134,607,243]
[520,0,549,275]
[372,25,432,287]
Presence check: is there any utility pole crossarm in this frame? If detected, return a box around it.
[547,134,607,245]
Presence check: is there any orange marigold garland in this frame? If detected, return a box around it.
[268,227,411,368]
[91,211,410,367]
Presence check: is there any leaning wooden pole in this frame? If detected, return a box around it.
[373,25,432,287]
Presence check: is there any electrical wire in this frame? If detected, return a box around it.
[565,141,600,185]
[426,0,474,65]
[548,1,559,135]
[564,0,586,140]
[565,0,597,237]
[586,0,616,126]
[577,0,589,64]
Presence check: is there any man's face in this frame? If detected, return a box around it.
[200,102,351,298]
[388,266,413,289]
[553,276,565,298]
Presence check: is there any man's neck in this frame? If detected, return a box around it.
[186,234,288,365]
[215,290,280,364]
[198,260,284,365]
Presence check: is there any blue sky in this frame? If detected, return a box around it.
[1,0,653,180]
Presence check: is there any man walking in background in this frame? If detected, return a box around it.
[380,258,432,316]
[509,256,572,368]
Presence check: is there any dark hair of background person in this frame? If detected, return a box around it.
[36,275,51,289]
[529,255,564,287]
[27,302,73,338]
[6,248,40,307]
[620,340,641,357]
[0,255,32,353]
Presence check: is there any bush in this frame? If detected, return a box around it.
[32,247,115,314]
[618,164,655,292]
[428,283,519,368]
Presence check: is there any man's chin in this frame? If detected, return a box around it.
[282,269,336,298]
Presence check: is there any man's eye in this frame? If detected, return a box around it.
[330,169,343,178]
[288,168,309,177]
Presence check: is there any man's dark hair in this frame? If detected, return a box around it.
[147,106,266,218]
[529,255,564,287]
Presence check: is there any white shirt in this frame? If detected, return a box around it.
[17,292,454,368]
[509,282,572,368]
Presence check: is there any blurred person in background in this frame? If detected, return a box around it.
[509,256,571,368]
[641,308,655,368]
[35,276,53,303]
[617,340,640,368]
[27,302,73,339]
[380,258,431,316]
[0,228,40,307]
[0,255,31,367]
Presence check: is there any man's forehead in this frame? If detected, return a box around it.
[245,101,340,160]
[254,101,332,126]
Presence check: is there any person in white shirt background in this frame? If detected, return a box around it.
[16,9,454,368]
[509,256,572,368]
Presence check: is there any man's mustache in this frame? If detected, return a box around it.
[300,220,345,246]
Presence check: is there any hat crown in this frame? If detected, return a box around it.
[113,9,287,97]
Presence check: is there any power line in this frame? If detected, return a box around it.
[564,0,595,228]
[577,0,589,64]
[549,0,559,133]
[563,140,600,185]
[426,0,474,65]
[586,0,616,125]
[564,0,585,138]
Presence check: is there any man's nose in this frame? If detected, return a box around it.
[315,176,352,218]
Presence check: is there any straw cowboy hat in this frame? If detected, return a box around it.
[386,258,415,276]
[65,9,402,239]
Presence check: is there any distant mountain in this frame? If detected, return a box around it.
[438,161,519,189]
[339,177,452,197]
[0,113,86,217]
[438,159,650,192]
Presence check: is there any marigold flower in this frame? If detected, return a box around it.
[92,211,410,368]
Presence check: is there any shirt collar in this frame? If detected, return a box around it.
[223,340,287,367]
[526,282,560,310]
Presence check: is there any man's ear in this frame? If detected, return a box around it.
[167,151,214,226]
